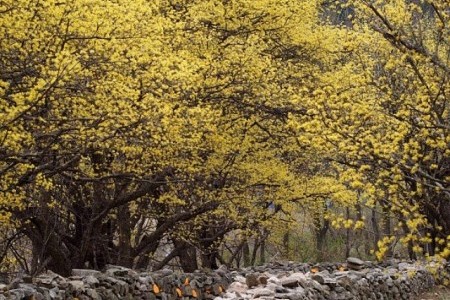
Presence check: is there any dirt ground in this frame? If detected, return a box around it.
[416,286,450,300]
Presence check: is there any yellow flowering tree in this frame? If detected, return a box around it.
[288,0,449,259]
[0,0,343,274]
[2,0,446,275]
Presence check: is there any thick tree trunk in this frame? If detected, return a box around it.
[117,205,133,267]
[259,238,266,265]
[28,227,72,276]
[314,218,329,262]
[250,237,260,266]
[173,240,198,272]
[201,250,218,270]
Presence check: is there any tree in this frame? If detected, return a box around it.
[287,0,449,259]
[1,0,340,273]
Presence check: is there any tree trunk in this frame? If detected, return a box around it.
[314,217,329,262]
[345,207,351,258]
[402,223,416,260]
[382,204,392,258]
[259,238,266,265]
[242,239,250,267]
[372,206,380,253]
[283,232,290,259]
[173,239,198,272]
[251,236,260,266]
[201,250,218,270]
[117,205,133,267]
[356,203,371,256]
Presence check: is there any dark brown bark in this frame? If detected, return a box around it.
[250,237,259,266]
[173,239,198,272]
[259,237,266,265]
[314,215,329,262]
[201,250,218,270]
[117,205,133,267]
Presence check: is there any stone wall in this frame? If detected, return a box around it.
[0,265,231,300]
[0,259,447,300]
[220,258,445,300]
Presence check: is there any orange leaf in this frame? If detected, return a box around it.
[153,284,160,294]
[192,289,198,298]
[311,267,319,273]
[176,287,183,297]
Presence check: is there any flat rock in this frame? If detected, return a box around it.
[227,281,247,294]
[68,280,85,291]
[83,275,100,286]
[72,269,101,277]
[251,287,275,298]
[347,257,365,270]
[281,273,308,288]
[268,276,281,285]
[311,273,326,284]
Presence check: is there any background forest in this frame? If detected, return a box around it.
[0,0,448,277]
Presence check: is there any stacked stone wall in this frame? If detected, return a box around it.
[0,259,447,299]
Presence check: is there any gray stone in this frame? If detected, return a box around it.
[99,288,119,300]
[155,269,173,277]
[86,288,101,300]
[310,279,327,293]
[227,281,247,294]
[68,280,85,291]
[347,257,365,270]
[9,288,25,299]
[105,265,131,277]
[275,292,304,300]
[48,287,59,298]
[16,284,36,297]
[281,273,307,288]
[83,275,99,286]
[323,277,337,287]
[311,273,326,284]
[275,285,290,293]
[347,257,364,265]
[268,276,281,285]
[252,287,275,298]
[72,269,101,277]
